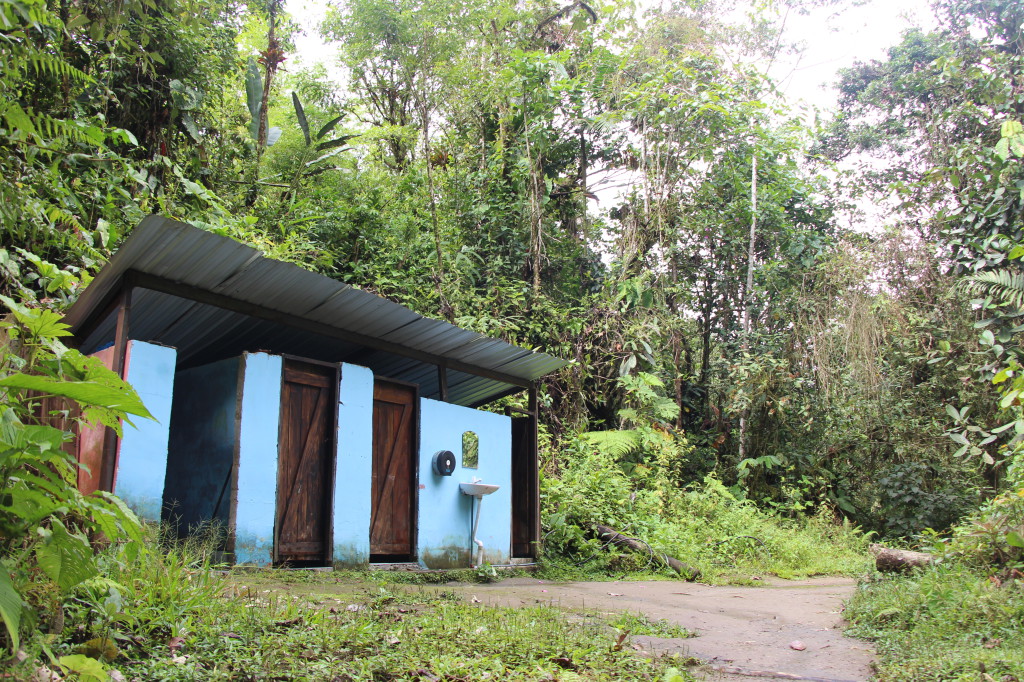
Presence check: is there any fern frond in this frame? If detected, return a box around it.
[34,114,101,147]
[44,205,82,231]
[960,269,1024,309]
[24,53,91,86]
[581,429,643,457]
[0,100,37,140]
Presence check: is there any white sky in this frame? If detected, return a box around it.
[285,0,937,113]
[768,0,936,111]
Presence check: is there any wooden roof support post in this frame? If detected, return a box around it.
[437,364,449,402]
[100,285,132,492]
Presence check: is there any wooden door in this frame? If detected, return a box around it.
[276,359,337,564]
[371,379,417,558]
[511,416,538,558]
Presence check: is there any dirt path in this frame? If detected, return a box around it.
[438,577,874,681]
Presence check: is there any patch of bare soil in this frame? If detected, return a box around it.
[436,577,874,682]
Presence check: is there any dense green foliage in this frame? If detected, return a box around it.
[829,3,1024,677]
[846,475,1024,680]
[543,436,869,580]
[847,564,1024,681]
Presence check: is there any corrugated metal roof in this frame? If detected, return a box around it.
[65,216,568,406]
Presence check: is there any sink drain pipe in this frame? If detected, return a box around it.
[471,494,485,567]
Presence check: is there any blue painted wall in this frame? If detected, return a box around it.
[162,357,241,537]
[418,399,512,568]
[234,353,282,565]
[151,350,516,569]
[333,363,374,567]
[116,341,176,522]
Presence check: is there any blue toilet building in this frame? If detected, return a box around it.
[64,216,565,568]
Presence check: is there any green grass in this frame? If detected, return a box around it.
[112,595,682,680]
[21,538,697,681]
[607,612,694,639]
[544,469,873,584]
[648,488,874,583]
[845,563,1024,681]
[14,504,871,681]
[541,507,872,585]
[233,565,525,587]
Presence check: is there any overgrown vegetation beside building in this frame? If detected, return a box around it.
[846,472,1024,680]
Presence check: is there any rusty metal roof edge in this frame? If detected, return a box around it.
[65,217,569,382]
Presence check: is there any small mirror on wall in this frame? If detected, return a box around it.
[462,431,479,468]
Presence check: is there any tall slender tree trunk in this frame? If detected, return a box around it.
[256,3,281,160]
[578,126,588,236]
[741,153,758,335]
[698,242,715,387]
[738,153,758,463]
[523,90,543,296]
[420,100,452,321]
[249,0,284,200]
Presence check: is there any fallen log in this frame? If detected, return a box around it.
[869,543,934,572]
[594,524,701,581]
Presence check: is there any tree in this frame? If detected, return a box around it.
[824,0,1024,481]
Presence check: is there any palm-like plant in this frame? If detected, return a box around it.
[960,269,1024,311]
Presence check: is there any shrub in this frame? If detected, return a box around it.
[0,297,150,656]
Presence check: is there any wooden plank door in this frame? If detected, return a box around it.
[276,359,337,564]
[370,379,417,558]
[511,415,538,558]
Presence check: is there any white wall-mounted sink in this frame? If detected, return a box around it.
[459,482,499,497]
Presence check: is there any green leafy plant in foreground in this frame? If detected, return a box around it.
[0,296,150,657]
